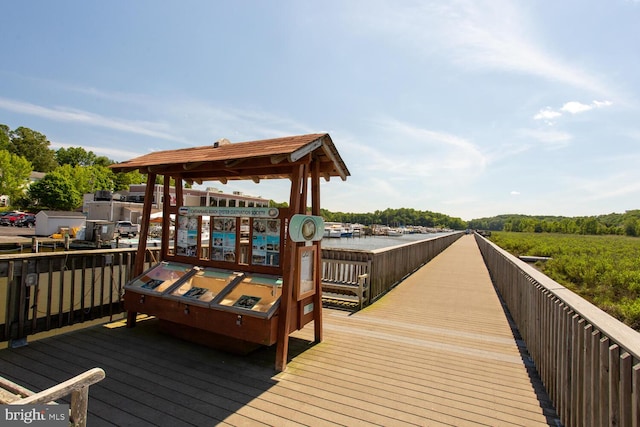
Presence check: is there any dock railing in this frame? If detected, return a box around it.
[322,232,463,304]
[475,233,640,427]
[0,247,161,345]
[1,233,463,343]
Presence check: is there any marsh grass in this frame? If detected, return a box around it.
[489,232,640,330]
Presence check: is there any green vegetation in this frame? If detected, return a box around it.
[1,123,145,211]
[320,207,467,230]
[489,231,640,330]
[469,211,640,237]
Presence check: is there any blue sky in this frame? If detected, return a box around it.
[1,1,639,220]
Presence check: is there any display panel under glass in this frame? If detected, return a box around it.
[125,262,195,295]
[168,268,243,305]
[217,274,283,316]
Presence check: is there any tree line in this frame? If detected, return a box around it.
[3,124,639,236]
[468,211,640,237]
[1,124,144,211]
[320,207,467,230]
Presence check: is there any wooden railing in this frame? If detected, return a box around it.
[1,233,463,343]
[475,233,640,427]
[322,232,463,304]
[0,247,161,345]
[1,367,106,427]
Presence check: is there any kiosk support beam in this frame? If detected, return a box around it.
[276,163,305,371]
[128,171,156,327]
[311,160,323,342]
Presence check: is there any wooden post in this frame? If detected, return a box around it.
[128,171,156,327]
[133,172,156,277]
[311,159,323,343]
[275,164,304,371]
[160,178,171,260]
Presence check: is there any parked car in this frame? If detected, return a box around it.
[15,214,36,228]
[115,221,139,237]
[0,211,33,226]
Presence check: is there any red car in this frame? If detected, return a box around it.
[0,211,34,226]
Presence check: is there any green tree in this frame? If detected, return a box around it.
[55,146,98,167]
[0,150,32,203]
[113,170,145,191]
[0,124,9,150]
[55,164,115,195]
[94,155,112,167]
[8,127,58,172]
[28,171,81,210]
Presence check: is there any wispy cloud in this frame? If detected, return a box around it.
[351,0,612,95]
[0,97,187,143]
[365,117,487,178]
[49,139,145,161]
[517,128,573,150]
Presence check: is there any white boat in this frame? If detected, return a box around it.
[386,228,403,236]
[324,222,343,238]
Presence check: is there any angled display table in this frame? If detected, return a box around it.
[110,133,349,370]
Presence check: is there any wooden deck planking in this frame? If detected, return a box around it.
[0,235,558,426]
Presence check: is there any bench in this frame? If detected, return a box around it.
[0,367,105,427]
[321,259,371,310]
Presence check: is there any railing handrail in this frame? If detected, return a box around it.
[477,233,640,360]
[476,232,640,426]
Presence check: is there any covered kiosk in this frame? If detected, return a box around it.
[110,133,349,371]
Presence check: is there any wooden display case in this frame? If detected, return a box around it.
[111,133,350,370]
[125,261,196,296]
[166,268,244,306]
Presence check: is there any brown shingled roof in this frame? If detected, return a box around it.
[110,133,349,183]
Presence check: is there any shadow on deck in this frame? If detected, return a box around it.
[0,235,559,426]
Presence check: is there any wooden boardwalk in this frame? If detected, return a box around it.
[0,235,559,426]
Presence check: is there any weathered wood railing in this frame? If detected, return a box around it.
[1,233,463,343]
[475,233,640,427]
[323,232,463,305]
[0,247,161,345]
[1,367,106,427]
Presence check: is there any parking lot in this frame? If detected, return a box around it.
[0,224,35,246]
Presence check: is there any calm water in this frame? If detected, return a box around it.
[321,232,454,251]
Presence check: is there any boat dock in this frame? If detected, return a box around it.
[0,235,558,426]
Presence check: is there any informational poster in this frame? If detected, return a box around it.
[211,217,237,262]
[176,214,198,257]
[251,219,281,266]
[297,246,316,299]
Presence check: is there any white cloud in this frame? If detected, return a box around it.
[561,101,593,114]
[510,191,521,196]
[533,108,562,121]
[0,96,187,143]
[533,99,613,123]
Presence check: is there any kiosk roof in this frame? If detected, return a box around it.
[110,133,349,183]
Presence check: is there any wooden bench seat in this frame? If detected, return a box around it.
[0,367,105,427]
[321,258,370,310]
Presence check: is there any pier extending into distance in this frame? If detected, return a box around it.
[1,233,638,426]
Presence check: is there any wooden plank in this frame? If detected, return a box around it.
[600,337,611,427]
[621,352,633,427]
[633,363,640,427]
[610,344,621,426]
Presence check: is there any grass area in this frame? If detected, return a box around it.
[489,232,640,330]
